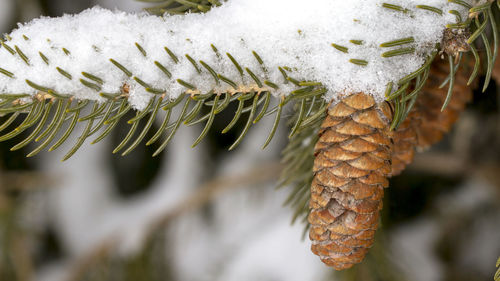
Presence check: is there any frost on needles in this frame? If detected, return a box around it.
[0,0,471,110]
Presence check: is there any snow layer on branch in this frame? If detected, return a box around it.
[0,0,470,109]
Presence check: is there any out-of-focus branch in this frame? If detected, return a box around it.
[67,161,283,281]
[0,171,56,191]
[68,237,117,281]
[145,162,283,235]
[10,234,34,281]
[409,152,468,176]
[409,152,500,190]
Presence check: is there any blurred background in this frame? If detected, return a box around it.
[0,1,499,280]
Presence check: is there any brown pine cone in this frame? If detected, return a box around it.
[390,112,420,177]
[308,93,393,270]
[493,48,500,84]
[390,58,473,176]
[414,58,473,150]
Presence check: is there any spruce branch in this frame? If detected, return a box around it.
[0,2,496,234]
[0,4,339,160]
[0,3,496,239]
[0,79,326,160]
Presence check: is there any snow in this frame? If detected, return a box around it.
[0,0,471,109]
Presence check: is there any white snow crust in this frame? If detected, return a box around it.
[0,0,471,109]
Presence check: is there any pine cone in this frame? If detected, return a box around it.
[414,58,472,149]
[493,51,500,84]
[390,112,420,177]
[390,58,473,176]
[308,93,393,270]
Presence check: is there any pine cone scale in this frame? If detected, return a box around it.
[334,121,375,136]
[323,148,363,161]
[338,182,380,200]
[329,163,372,178]
[340,139,379,152]
[314,170,351,187]
[360,133,393,146]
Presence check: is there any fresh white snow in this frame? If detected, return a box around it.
[0,0,471,109]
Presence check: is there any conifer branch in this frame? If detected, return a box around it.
[0,37,328,159]
[0,82,326,160]
[0,0,497,160]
